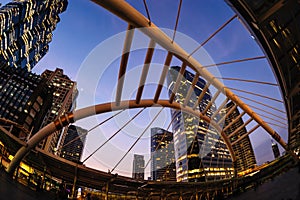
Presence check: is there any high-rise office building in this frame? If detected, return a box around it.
[271,140,280,159]
[151,127,176,181]
[132,154,145,180]
[167,66,233,182]
[223,101,256,173]
[60,125,87,162]
[0,0,68,70]
[0,62,52,138]
[38,68,78,153]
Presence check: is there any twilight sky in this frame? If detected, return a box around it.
[1,0,288,177]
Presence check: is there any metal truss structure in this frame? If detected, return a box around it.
[2,0,299,198]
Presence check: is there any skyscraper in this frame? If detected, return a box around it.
[272,140,280,159]
[0,0,68,70]
[60,125,87,162]
[132,154,145,180]
[223,101,256,173]
[167,66,233,182]
[151,127,176,181]
[38,68,78,153]
[0,62,52,139]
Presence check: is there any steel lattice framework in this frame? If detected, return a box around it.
[7,0,299,176]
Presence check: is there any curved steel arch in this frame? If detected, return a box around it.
[92,0,298,162]
[7,99,236,174]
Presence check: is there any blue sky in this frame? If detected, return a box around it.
[1,0,288,177]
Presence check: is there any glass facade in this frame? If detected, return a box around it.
[151,127,176,181]
[0,0,68,70]
[0,62,52,139]
[167,66,233,182]
[132,154,145,180]
[60,125,87,163]
[38,68,78,153]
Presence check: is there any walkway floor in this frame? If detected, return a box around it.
[0,166,299,199]
[0,168,55,200]
[230,167,300,200]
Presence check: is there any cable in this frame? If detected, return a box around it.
[172,0,183,43]
[82,108,146,164]
[58,110,124,152]
[188,15,237,57]
[202,56,266,68]
[111,107,164,172]
[143,0,152,25]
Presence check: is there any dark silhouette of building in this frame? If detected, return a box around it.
[223,101,256,173]
[272,140,280,159]
[226,0,300,163]
[0,0,68,70]
[38,68,78,153]
[167,66,233,182]
[132,154,145,180]
[151,127,176,181]
[0,62,52,139]
[60,125,87,162]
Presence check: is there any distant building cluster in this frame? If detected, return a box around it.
[167,66,233,182]
[133,66,258,182]
[151,127,176,181]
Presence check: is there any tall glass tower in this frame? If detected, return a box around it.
[0,62,52,139]
[167,66,233,182]
[132,154,145,180]
[151,127,176,181]
[38,68,77,153]
[0,0,68,70]
[60,125,87,162]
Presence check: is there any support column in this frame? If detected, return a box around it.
[0,146,3,168]
[104,182,109,200]
[71,164,78,198]
[160,189,166,200]
[42,166,46,190]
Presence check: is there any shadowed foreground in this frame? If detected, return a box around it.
[1,166,299,200]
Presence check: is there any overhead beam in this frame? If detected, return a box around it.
[202,90,221,115]
[183,72,200,107]
[231,124,260,146]
[136,39,156,104]
[228,117,253,138]
[223,111,246,132]
[192,82,211,110]
[7,99,236,174]
[116,24,135,105]
[218,103,238,126]
[169,63,186,103]
[211,97,229,120]
[154,52,173,103]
